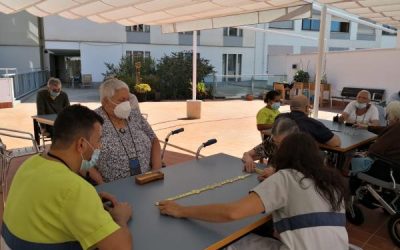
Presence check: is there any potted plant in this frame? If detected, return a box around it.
[134,83,151,102]
[293,69,310,83]
[196,81,208,100]
[245,94,254,101]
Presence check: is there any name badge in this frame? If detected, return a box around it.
[129,158,142,176]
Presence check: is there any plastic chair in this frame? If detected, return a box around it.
[0,128,40,206]
[273,82,285,101]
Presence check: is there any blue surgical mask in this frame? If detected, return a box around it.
[80,139,100,171]
[271,102,280,110]
[50,90,60,98]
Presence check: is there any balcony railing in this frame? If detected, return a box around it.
[0,68,49,100]
[204,74,287,99]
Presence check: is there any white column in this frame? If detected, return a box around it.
[349,21,358,40]
[192,30,197,100]
[375,29,382,48]
[312,4,328,118]
[397,32,400,48]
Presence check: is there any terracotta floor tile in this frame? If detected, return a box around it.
[347,226,373,243]
[349,238,364,248]
[365,235,396,249]
[362,244,384,250]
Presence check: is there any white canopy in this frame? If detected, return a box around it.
[0,0,312,31]
[318,0,400,29]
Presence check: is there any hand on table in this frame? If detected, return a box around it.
[158,200,184,218]
[242,153,256,173]
[98,192,118,207]
[353,123,368,129]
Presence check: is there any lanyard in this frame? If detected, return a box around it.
[104,110,138,159]
[47,152,71,170]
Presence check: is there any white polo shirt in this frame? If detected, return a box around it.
[343,101,379,124]
[252,169,348,250]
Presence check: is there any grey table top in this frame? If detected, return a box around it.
[96,153,267,250]
[318,119,378,153]
[31,114,57,126]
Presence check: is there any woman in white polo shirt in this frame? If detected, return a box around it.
[158,133,348,250]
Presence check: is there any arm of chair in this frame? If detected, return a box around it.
[368,153,400,168]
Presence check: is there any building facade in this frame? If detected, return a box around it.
[0,9,397,83]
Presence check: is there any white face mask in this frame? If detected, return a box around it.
[355,102,367,109]
[111,100,131,119]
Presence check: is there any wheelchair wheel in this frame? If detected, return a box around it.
[388,213,400,247]
[346,204,364,225]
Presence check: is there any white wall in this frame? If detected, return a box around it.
[200,29,223,46]
[0,46,41,73]
[242,29,256,47]
[278,48,400,98]
[56,41,256,82]
[381,35,397,48]
[0,11,39,46]
[0,11,41,73]
[44,16,125,43]
[80,43,124,82]
[150,26,178,45]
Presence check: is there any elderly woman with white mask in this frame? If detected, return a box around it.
[88,78,161,184]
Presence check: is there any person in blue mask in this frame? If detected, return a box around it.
[36,77,70,137]
[256,90,281,139]
[2,104,133,250]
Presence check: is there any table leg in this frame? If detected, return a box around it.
[33,120,40,146]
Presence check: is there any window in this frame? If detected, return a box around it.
[179,31,200,35]
[382,25,397,36]
[222,53,242,81]
[302,19,320,31]
[126,50,150,61]
[269,21,294,30]
[330,21,349,32]
[126,24,150,32]
[223,27,243,37]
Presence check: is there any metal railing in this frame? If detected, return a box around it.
[0,69,49,100]
[204,74,287,99]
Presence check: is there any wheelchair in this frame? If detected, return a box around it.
[346,153,400,247]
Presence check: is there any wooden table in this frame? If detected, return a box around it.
[96,153,270,250]
[31,114,57,145]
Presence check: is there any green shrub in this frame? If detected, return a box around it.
[293,70,310,83]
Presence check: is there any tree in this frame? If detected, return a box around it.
[103,56,157,93]
[157,51,214,99]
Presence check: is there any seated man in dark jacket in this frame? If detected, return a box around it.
[36,77,70,136]
[277,95,341,147]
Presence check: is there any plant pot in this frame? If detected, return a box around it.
[154,92,161,101]
[245,94,254,101]
[137,93,147,102]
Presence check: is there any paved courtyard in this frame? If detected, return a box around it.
[1,87,339,159]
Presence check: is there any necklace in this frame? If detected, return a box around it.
[47,151,71,170]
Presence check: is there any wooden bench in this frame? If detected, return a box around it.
[332,87,385,105]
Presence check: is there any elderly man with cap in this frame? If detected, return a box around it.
[277,95,341,147]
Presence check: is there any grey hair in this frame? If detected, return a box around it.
[99,78,129,102]
[386,101,400,121]
[358,90,371,100]
[47,77,61,87]
[271,117,300,137]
